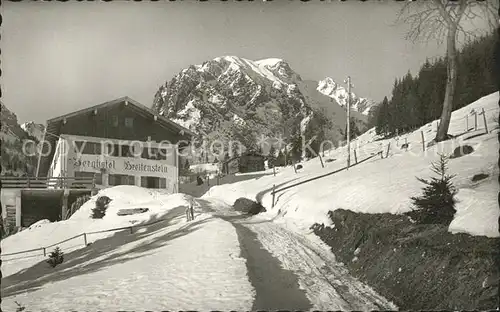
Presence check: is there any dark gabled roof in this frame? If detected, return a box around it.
[222,152,266,165]
[46,96,194,137]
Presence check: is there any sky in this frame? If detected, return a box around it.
[0,0,491,124]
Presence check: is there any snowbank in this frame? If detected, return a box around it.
[203,92,500,238]
[1,186,194,276]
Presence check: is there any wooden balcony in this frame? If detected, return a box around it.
[0,177,95,190]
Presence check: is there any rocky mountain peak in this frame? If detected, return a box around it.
[152,56,369,161]
[21,121,45,142]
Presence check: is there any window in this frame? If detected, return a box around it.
[104,143,121,157]
[84,142,101,155]
[109,174,135,186]
[141,147,167,160]
[125,117,134,128]
[74,141,84,153]
[121,145,134,158]
[74,141,101,155]
[112,116,119,127]
[140,176,167,189]
[74,171,103,185]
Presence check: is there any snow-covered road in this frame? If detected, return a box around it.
[1,203,255,311]
[198,197,397,310]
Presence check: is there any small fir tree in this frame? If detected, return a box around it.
[47,247,64,268]
[407,154,458,225]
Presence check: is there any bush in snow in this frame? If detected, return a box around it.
[1,219,17,240]
[66,194,91,219]
[406,154,457,225]
[14,301,26,312]
[46,247,64,268]
[91,196,112,219]
[233,198,266,215]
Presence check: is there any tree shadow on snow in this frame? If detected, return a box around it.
[194,179,301,225]
[1,205,213,298]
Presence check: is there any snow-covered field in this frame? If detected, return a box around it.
[204,92,500,238]
[1,186,254,311]
[2,186,195,275]
[190,163,220,178]
[1,93,497,311]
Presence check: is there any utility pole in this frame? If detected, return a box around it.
[344,76,353,169]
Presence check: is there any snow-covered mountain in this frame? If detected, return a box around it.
[1,102,38,176]
[317,77,377,116]
[21,121,45,142]
[153,56,367,158]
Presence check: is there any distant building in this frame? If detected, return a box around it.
[2,97,194,228]
[221,152,265,175]
[36,96,194,193]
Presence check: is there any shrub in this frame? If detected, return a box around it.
[91,196,112,219]
[46,247,64,268]
[233,198,266,215]
[450,145,474,159]
[406,154,458,225]
[1,219,19,240]
[472,173,489,182]
[14,301,26,312]
[66,194,91,219]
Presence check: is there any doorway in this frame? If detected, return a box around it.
[146,177,160,188]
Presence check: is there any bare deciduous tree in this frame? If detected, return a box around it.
[398,0,498,143]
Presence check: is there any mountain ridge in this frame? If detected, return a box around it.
[152,56,372,160]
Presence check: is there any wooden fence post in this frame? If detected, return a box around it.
[83,233,88,246]
[405,138,408,151]
[385,142,391,158]
[482,108,488,133]
[318,153,325,168]
[466,115,469,131]
[272,184,276,208]
[130,227,134,234]
[421,131,425,152]
[273,166,276,176]
[353,149,358,164]
[380,150,383,159]
[474,111,478,130]
[27,177,31,189]
[43,248,46,257]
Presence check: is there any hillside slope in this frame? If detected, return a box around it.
[1,102,38,176]
[152,56,370,159]
[317,77,377,115]
[204,92,499,238]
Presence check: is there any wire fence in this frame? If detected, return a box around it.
[270,106,499,207]
[271,151,383,207]
[1,213,177,259]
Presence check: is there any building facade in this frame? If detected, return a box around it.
[221,152,265,175]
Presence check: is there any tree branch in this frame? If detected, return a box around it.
[398,0,496,45]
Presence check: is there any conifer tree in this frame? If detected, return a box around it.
[407,154,458,225]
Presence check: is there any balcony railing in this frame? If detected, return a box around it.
[0,177,95,190]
